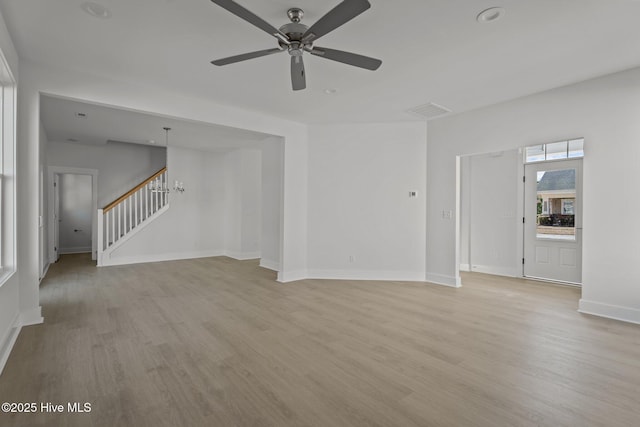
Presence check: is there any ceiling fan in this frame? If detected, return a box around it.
[209,0,382,91]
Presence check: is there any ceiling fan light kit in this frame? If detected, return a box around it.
[209,0,382,91]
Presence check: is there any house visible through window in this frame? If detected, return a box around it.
[562,199,574,215]
[535,168,577,240]
[526,139,582,241]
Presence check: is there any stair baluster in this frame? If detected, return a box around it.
[97,167,169,265]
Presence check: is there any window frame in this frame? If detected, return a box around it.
[525,138,584,164]
[0,48,17,286]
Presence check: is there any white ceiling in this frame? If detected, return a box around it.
[3,0,640,124]
[40,95,274,151]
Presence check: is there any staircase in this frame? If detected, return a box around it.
[97,167,169,266]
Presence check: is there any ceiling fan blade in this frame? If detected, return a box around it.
[210,0,289,43]
[291,55,306,91]
[309,47,381,70]
[211,48,283,66]
[301,0,371,44]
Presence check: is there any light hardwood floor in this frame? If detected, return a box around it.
[1,254,639,426]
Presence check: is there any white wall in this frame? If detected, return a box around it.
[460,150,520,277]
[459,155,470,271]
[106,146,226,264]
[224,149,262,260]
[38,121,48,278]
[47,140,166,208]
[19,60,307,283]
[428,67,640,323]
[104,144,282,267]
[240,150,261,257]
[307,122,427,281]
[0,6,24,374]
[260,137,283,271]
[16,50,42,329]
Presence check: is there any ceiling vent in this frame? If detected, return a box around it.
[406,102,452,120]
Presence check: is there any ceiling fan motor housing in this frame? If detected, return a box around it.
[279,22,308,43]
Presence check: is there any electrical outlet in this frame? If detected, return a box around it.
[442,210,453,219]
[349,255,355,263]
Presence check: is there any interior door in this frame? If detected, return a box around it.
[524,159,583,284]
[58,174,93,254]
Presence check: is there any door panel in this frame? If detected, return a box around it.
[524,159,582,284]
[58,174,92,254]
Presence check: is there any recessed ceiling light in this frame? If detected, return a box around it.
[476,7,505,23]
[80,2,112,19]
[324,88,338,94]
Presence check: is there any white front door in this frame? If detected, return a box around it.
[524,159,583,284]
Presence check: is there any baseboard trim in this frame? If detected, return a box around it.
[20,307,44,327]
[459,263,471,272]
[425,272,462,288]
[0,313,21,376]
[578,299,640,325]
[59,247,91,254]
[468,264,518,278]
[260,258,280,271]
[225,251,261,261]
[306,269,427,282]
[278,269,444,285]
[100,250,226,267]
[277,270,308,283]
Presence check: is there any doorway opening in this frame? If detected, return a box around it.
[459,149,521,278]
[458,138,584,286]
[47,167,98,264]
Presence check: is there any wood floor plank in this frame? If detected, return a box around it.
[1,254,639,426]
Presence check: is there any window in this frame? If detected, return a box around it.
[525,138,584,163]
[0,49,17,283]
[525,145,545,162]
[562,199,575,215]
[568,139,584,158]
[536,169,576,241]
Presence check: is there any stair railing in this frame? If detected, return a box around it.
[97,167,168,257]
